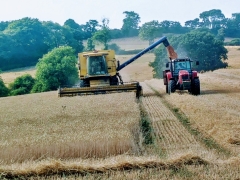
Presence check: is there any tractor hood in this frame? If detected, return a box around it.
[178,70,190,84]
[179,70,189,76]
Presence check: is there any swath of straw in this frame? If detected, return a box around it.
[0,154,209,178]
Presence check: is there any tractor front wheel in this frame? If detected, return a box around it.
[168,80,176,95]
[191,78,200,95]
[166,84,168,93]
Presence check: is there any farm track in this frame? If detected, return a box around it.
[140,82,220,161]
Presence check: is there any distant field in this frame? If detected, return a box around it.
[0,66,36,86]
[84,37,150,50]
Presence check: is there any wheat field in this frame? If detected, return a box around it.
[0,41,240,179]
[0,92,141,165]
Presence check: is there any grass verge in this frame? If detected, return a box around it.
[139,102,154,145]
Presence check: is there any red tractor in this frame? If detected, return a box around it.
[163,58,200,95]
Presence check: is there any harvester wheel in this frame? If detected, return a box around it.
[192,78,200,95]
[80,80,89,87]
[168,80,176,95]
[136,85,143,98]
[110,76,119,85]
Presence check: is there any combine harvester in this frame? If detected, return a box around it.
[58,36,177,98]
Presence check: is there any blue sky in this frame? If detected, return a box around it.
[0,0,239,28]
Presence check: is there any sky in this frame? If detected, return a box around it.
[0,0,240,29]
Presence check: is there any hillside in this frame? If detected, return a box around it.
[0,39,240,179]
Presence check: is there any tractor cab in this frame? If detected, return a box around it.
[174,60,191,71]
[167,59,192,73]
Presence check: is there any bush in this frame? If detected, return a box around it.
[0,77,9,97]
[10,87,28,96]
[9,74,35,96]
[108,43,120,53]
[32,46,78,92]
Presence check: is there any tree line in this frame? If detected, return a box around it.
[0,9,240,71]
[0,9,239,97]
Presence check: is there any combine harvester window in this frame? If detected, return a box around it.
[88,56,108,75]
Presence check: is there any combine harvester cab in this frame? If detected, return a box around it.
[58,49,143,98]
[58,36,174,98]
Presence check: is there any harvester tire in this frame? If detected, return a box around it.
[168,80,176,95]
[80,80,88,87]
[110,76,119,85]
[136,85,143,98]
[192,78,200,95]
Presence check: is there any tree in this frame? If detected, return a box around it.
[159,20,184,34]
[43,21,84,53]
[64,19,81,29]
[149,44,169,78]
[225,13,240,37]
[150,30,228,78]
[0,32,15,70]
[109,29,123,39]
[32,46,78,92]
[139,20,162,45]
[0,77,9,97]
[185,18,200,29]
[178,30,228,71]
[199,9,225,31]
[0,21,9,31]
[108,43,120,53]
[121,11,140,37]
[64,19,85,51]
[1,18,49,70]
[216,28,225,41]
[85,38,95,51]
[92,18,111,50]
[83,20,99,39]
[9,74,35,96]
[42,21,64,48]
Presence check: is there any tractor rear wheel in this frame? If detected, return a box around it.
[168,80,176,95]
[192,78,200,95]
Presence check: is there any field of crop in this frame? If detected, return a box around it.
[0,92,141,164]
[0,39,240,179]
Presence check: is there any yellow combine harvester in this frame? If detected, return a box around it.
[58,36,176,98]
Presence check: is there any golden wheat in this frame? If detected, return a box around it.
[0,92,141,164]
[1,154,239,179]
[0,43,240,179]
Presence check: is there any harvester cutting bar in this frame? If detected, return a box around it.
[58,82,142,98]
